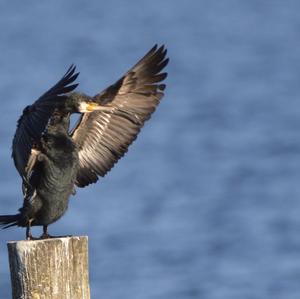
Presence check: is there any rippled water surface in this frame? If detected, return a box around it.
[1,1,300,298]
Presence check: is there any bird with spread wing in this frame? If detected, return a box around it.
[0,45,168,239]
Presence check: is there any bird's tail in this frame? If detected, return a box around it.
[0,214,20,229]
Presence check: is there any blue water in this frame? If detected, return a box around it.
[1,1,300,298]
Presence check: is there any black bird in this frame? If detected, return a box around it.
[0,45,168,239]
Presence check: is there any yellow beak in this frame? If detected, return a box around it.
[86,102,101,112]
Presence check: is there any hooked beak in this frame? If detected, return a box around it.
[86,102,102,112]
[79,101,102,113]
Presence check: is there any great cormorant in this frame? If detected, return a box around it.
[0,45,168,239]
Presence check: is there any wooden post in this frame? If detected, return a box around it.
[7,236,90,299]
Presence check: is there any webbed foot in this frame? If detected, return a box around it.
[40,225,72,239]
[39,233,73,239]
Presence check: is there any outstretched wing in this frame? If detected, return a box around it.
[71,45,169,187]
[12,65,79,178]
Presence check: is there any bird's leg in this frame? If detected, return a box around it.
[40,225,51,239]
[26,219,35,240]
[26,225,32,240]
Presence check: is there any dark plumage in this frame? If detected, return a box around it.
[0,45,169,239]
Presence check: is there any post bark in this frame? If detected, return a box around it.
[7,236,90,299]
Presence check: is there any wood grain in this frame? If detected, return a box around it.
[7,236,90,299]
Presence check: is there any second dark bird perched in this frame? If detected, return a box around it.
[0,45,169,239]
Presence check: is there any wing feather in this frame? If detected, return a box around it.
[12,65,79,178]
[71,45,168,187]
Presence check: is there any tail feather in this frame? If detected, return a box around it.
[0,214,20,229]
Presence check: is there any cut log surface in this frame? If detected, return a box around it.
[7,236,90,299]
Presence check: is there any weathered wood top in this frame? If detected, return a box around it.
[7,236,90,299]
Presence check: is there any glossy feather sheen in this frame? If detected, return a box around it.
[30,137,78,225]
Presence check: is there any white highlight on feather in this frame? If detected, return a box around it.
[78,102,88,113]
[29,190,37,204]
[31,148,40,156]
[25,148,40,174]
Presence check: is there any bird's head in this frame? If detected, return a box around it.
[65,92,103,113]
[77,101,102,113]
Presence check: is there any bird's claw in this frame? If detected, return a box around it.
[39,233,73,239]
